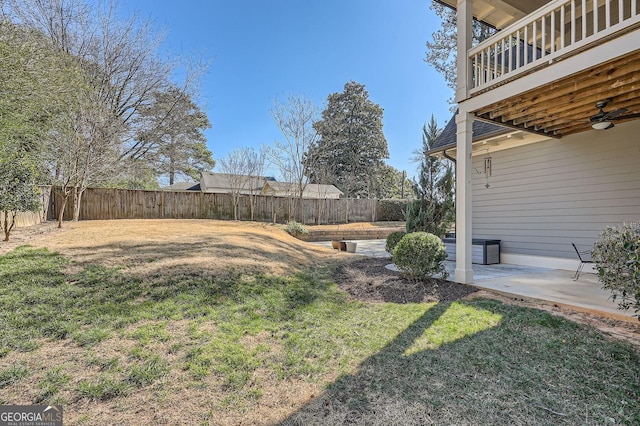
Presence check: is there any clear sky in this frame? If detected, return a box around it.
[119,0,453,180]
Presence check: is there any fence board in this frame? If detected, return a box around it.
[44,187,405,224]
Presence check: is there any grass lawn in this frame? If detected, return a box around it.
[1,237,639,424]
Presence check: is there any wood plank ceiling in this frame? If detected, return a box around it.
[474,50,640,137]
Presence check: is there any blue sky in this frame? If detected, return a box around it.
[119,0,452,180]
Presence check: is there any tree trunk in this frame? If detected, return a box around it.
[249,193,254,221]
[3,211,10,241]
[169,163,175,185]
[57,194,69,229]
[345,197,349,224]
[73,186,85,221]
[72,187,79,221]
[231,193,238,221]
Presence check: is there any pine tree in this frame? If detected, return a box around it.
[306,81,389,198]
[407,116,454,237]
[136,87,214,185]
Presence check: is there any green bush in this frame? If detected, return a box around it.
[376,199,409,221]
[385,231,406,254]
[393,232,448,280]
[592,222,640,318]
[284,220,308,237]
[405,199,453,238]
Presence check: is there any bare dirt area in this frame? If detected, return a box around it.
[334,257,640,348]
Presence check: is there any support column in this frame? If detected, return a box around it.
[456,0,473,103]
[454,0,474,284]
[455,110,473,284]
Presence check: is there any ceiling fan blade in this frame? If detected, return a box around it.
[603,108,628,120]
[590,112,605,122]
[613,112,640,121]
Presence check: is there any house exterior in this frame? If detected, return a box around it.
[162,182,201,191]
[164,172,343,199]
[261,182,343,199]
[199,172,271,195]
[435,0,640,283]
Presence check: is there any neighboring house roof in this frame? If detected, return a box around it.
[162,182,201,191]
[430,111,511,154]
[263,181,343,198]
[200,172,270,193]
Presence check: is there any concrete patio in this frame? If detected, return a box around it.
[313,239,636,322]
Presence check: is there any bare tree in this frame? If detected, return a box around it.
[5,0,172,135]
[218,148,257,221]
[267,94,319,198]
[47,89,123,226]
[425,1,496,109]
[4,0,208,222]
[245,147,268,221]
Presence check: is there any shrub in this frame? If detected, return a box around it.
[393,232,448,280]
[405,199,453,238]
[376,199,409,221]
[385,231,406,254]
[592,222,640,318]
[285,220,308,237]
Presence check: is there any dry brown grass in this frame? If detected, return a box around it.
[27,219,342,276]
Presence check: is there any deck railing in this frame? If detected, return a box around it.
[469,0,640,93]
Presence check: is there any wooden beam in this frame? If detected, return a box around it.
[499,69,640,120]
[475,114,562,138]
[543,97,640,132]
[521,90,640,130]
[475,54,640,118]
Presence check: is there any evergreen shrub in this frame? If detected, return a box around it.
[393,232,448,280]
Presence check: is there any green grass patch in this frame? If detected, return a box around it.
[1,246,639,424]
[126,354,169,387]
[0,364,29,388]
[77,375,129,401]
[36,366,71,403]
[128,322,171,344]
[86,353,120,372]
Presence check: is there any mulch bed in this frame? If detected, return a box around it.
[333,257,640,348]
[333,257,478,304]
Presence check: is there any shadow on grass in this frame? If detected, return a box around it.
[0,246,336,353]
[279,299,640,425]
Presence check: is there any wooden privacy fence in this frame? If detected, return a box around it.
[8,186,52,229]
[49,187,407,224]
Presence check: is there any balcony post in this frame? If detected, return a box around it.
[455,110,474,284]
[456,0,473,102]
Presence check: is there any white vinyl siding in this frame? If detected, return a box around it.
[472,120,640,259]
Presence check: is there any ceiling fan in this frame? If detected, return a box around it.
[590,100,640,130]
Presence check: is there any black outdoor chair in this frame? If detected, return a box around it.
[571,243,594,281]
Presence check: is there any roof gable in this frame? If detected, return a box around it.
[263,182,343,196]
[200,172,267,191]
[432,112,511,153]
[162,182,201,191]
